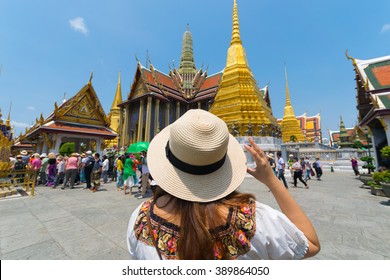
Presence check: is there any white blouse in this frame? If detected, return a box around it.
[127,200,308,260]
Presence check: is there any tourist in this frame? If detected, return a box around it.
[82,151,94,189]
[126,109,320,260]
[20,150,30,166]
[30,153,42,171]
[79,153,86,183]
[13,155,26,183]
[137,151,150,199]
[304,156,312,181]
[276,151,289,189]
[102,155,109,184]
[91,153,103,192]
[45,153,57,187]
[39,153,48,185]
[123,153,137,195]
[351,157,360,176]
[267,153,277,175]
[61,153,79,189]
[54,156,65,187]
[292,158,308,188]
[116,154,124,191]
[312,157,323,180]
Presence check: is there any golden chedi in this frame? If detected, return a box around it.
[280,67,305,142]
[210,0,279,136]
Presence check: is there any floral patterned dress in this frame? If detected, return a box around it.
[127,199,308,260]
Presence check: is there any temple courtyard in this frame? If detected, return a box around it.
[0,171,389,260]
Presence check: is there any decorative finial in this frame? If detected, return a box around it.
[88,72,93,85]
[6,101,12,126]
[186,23,190,31]
[345,50,356,66]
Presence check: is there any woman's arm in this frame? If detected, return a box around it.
[245,137,320,258]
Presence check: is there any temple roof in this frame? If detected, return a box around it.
[348,54,390,126]
[24,77,117,140]
[120,62,222,106]
[354,55,390,91]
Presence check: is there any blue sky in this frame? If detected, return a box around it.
[0,0,389,140]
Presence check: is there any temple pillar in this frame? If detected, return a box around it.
[137,99,145,142]
[145,97,152,142]
[176,101,180,120]
[124,104,130,146]
[119,106,124,148]
[96,138,102,154]
[154,99,160,136]
[54,136,62,153]
[198,102,201,109]
[165,102,170,126]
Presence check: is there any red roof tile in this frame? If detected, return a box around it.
[43,122,117,138]
[200,74,222,90]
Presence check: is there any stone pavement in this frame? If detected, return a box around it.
[0,171,389,260]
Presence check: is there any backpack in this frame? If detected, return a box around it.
[84,156,94,170]
[312,162,317,169]
[14,161,25,170]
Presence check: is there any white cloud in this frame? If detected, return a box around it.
[27,106,36,111]
[381,23,390,33]
[69,17,89,35]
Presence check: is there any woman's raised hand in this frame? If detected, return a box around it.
[244,137,277,187]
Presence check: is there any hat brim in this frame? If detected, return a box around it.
[148,124,247,203]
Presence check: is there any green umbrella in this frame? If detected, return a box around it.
[126,142,150,154]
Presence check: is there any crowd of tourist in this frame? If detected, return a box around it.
[9,150,150,195]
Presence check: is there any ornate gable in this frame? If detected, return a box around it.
[54,83,108,126]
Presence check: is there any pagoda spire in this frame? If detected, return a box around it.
[231,0,242,46]
[225,0,248,67]
[339,116,349,142]
[178,24,196,75]
[280,65,305,142]
[210,0,279,136]
[111,72,123,110]
[285,65,291,106]
[283,65,296,117]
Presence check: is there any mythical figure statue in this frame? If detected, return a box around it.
[230,123,240,137]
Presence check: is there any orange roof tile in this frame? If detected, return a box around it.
[372,65,390,87]
[200,74,222,90]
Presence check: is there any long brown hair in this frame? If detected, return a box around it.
[153,186,255,260]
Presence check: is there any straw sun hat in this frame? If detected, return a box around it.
[148,109,247,203]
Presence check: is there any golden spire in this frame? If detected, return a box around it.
[111,72,123,110]
[280,65,305,142]
[231,0,242,46]
[6,101,11,126]
[285,65,291,106]
[210,0,279,136]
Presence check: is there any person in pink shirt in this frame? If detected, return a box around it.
[30,153,42,171]
[61,153,79,190]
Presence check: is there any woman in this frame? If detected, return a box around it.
[45,153,57,187]
[123,154,138,195]
[91,153,102,192]
[127,109,320,260]
[267,153,276,175]
[292,158,308,188]
[61,153,79,189]
[116,154,125,191]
